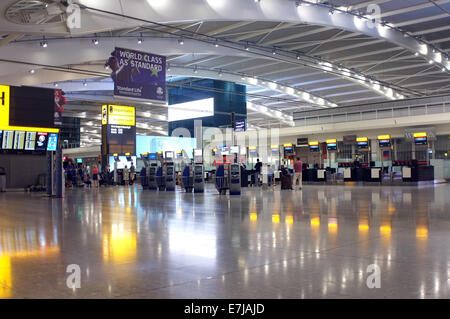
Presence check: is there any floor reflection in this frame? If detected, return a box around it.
[0,184,448,298]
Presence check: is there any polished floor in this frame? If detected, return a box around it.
[0,183,449,299]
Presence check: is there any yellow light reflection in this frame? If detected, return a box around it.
[388,204,396,214]
[250,213,258,221]
[380,225,392,236]
[272,214,280,224]
[328,218,338,233]
[0,256,11,299]
[416,226,428,239]
[358,224,369,232]
[285,216,294,225]
[103,224,137,263]
[310,217,320,227]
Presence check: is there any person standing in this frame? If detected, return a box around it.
[254,159,262,186]
[130,163,136,183]
[0,167,6,192]
[123,165,130,186]
[293,157,303,190]
[92,164,99,188]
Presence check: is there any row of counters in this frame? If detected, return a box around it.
[301,166,435,184]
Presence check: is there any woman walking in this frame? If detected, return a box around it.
[92,165,99,188]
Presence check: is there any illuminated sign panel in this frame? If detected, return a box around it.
[413,132,427,145]
[326,139,337,151]
[309,141,319,152]
[271,145,279,152]
[356,137,369,149]
[377,135,391,147]
[102,104,136,155]
[283,143,294,153]
[104,105,136,126]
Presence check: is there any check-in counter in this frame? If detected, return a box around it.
[370,168,382,182]
[403,165,434,182]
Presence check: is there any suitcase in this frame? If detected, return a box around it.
[281,175,292,190]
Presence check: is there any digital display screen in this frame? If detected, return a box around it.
[142,153,149,159]
[378,139,391,147]
[165,151,174,159]
[414,137,427,145]
[283,144,293,153]
[35,132,48,151]
[24,131,37,150]
[249,147,257,153]
[2,131,14,149]
[195,166,203,174]
[309,145,319,152]
[9,86,55,129]
[77,158,83,164]
[326,139,337,151]
[378,135,391,148]
[47,133,58,151]
[231,165,240,173]
[149,153,157,160]
[176,151,183,157]
[357,141,369,149]
[194,149,203,157]
[13,131,25,150]
[327,143,337,151]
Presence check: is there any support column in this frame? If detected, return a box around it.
[46,152,52,196]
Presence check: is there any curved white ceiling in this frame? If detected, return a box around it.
[1,0,447,71]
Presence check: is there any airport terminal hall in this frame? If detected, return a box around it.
[1,0,450,303]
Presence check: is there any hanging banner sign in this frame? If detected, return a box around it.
[106,47,167,103]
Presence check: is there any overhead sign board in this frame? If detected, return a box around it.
[309,141,319,152]
[101,104,136,155]
[378,135,391,147]
[356,137,369,149]
[106,47,166,103]
[326,139,337,151]
[413,132,428,145]
[234,119,246,132]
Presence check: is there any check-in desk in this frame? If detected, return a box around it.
[402,165,434,182]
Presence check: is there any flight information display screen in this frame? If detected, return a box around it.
[35,132,49,151]
[149,153,157,160]
[13,131,25,150]
[2,131,14,149]
[47,133,58,151]
[24,131,37,150]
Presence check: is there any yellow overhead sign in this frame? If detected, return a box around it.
[356,137,368,142]
[309,141,319,146]
[283,143,293,147]
[102,104,135,126]
[377,135,391,140]
[0,85,59,133]
[413,132,427,138]
[326,139,337,144]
